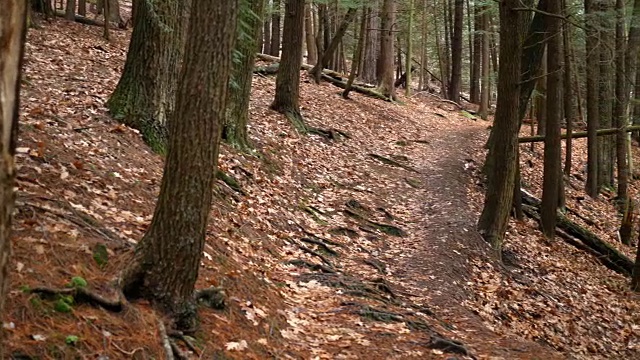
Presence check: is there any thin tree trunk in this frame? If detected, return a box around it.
[615,0,628,203]
[585,0,600,198]
[343,5,367,98]
[563,0,574,176]
[541,0,562,239]
[305,3,317,64]
[270,0,281,56]
[65,0,76,20]
[478,4,489,120]
[599,0,615,189]
[263,2,272,54]
[102,0,109,40]
[361,1,378,83]
[405,0,414,96]
[310,7,357,83]
[449,0,463,102]
[470,2,481,103]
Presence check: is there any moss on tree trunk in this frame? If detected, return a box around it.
[106,0,188,153]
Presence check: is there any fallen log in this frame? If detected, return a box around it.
[255,53,391,102]
[520,190,634,276]
[55,11,105,27]
[518,125,640,143]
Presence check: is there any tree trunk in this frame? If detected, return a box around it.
[615,0,628,203]
[535,51,547,136]
[224,0,265,151]
[304,3,317,64]
[541,0,562,239]
[65,0,76,20]
[120,0,237,330]
[478,5,489,120]
[449,0,463,103]
[627,0,640,141]
[0,4,26,357]
[310,7,357,83]
[78,0,86,16]
[361,1,378,84]
[263,2,272,54]
[107,0,189,153]
[585,0,601,198]
[405,0,414,96]
[563,0,574,176]
[103,0,109,40]
[377,0,396,100]
[470,3,481,103]
[271,0,306,131]
[343,5,367,98]
[270,0,281,56]
[477,0,523,258]
[599,0,615,189]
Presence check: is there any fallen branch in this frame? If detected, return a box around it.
[521,190,634,276]
[255,54,391,102]
[518,125,640,143]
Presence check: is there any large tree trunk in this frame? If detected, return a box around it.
[541,0,562,239]
[224,0,265,151]
[271,0,306,131]
[120,0,237,330]
[107,0,188,153]
[0,4,26,357]
[377,0,396,100]
[448,0,463,103]
[585,0,601,198]
[65,0,76,20]
[477,0,523,258]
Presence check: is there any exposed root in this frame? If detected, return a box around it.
[169,339,189,360]
[194,287,226,310]
[215,170,246,195]
[17,196,132,248]
[300,237,338,256]
[428,336,476,359]
[344,208,407,237]
[368,153,420,173]
[158,319,175,360]
[299,244,334,267]
[30,286,123,312]
[288,259,336,273]
[167,330,201,356]
[308,126,352,140]
[363,258,387,274]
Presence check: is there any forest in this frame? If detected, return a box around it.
[0,0,639,358]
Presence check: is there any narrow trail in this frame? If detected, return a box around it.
[389,126,563,359]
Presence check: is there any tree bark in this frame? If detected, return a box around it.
[65,0,76,20]
[120,0,237,330]
[585,0,601,198]
[361,1,378,84]
[343,5,367,98]
[477,0,523,258]
[0,4,26,357]
[541,0,562,239]
[269,0,281,56]
[563,0,574,176]
[470,3,481,103]
[263,2,272,54]
[405,0,414,96]
[224,0,265,151]
[599,0,615,189]
[271,0,306,131]
[449,0,463,103]
[377,0,396,100]
[78,0,86,16]
[615,0,628,203]
[304,3,317,64]
[478,5,489,120]
[107,0,189,153]
[310,7,357,83]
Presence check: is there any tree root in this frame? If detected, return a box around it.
[288,259,336,273]
[194,287,226,310]
[363,258,387,274]
[30,286,123,312]
[17,195,132,248]
[299,244,334,267]
[215,170,246,195]
[428,336,476,359]
[157,319,175,360]
[344,208,407,237]
[368,153,420,173]
[308,126,352,140]
[300,237,338,256]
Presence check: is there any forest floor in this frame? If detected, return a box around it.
[2,18,639,360]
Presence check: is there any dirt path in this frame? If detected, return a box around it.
[388,126,563,359]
